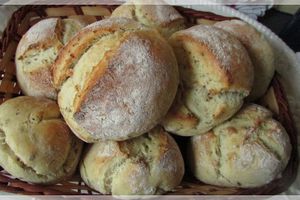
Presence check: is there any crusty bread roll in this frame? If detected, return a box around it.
[162,25,254,136]
[15,18,87,100]
[0,96,83,184]
[52,18,179,142]
[80,126,184,195]
[189,104,291,188]
[111,0,185,38]
[214,20,275,100]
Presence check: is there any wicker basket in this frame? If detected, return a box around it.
[0,4,298,195]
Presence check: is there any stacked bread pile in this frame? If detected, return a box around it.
[0,0,291,196]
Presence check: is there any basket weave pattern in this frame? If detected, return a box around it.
[0,5,298,195]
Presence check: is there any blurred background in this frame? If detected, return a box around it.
[232,5,300,52]
[260,5,300,52]
[0,4,299,52]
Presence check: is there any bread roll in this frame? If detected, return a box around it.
[53,18,179,142]
[0,96,83,184]
[80,127,184,195]
[214,20,275,100]
[162,25,254,136]
[188,104,291,188]
[111,0,185,38]
[16,18,87,100]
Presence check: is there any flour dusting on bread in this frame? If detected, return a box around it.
[187,25,244,70]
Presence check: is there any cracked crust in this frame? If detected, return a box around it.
[15,18,88,100]
[80,126,185,195]
[111,0,186,38]
[214,20,275,100]
[0,96,83,184]
[162,25,254,136]
[188,104,291,188]
[53,18,179,142]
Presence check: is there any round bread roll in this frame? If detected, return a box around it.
[162,25,254,136]
[53,18,179,142]
[188,104,291,188]
[0,96,83,184]
[80,126,184,195]
[111,0,185,38]
[214,20,275,100]
[15,18,88,100]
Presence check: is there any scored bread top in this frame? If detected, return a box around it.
[53,18,179,142]
[15,18,88,100]
[189,104,291,188]
[0,96,83,184]
[16,18,63,59]
[16,18,87,60]
[170,25,254,93]
[111,0,185,38]
[53,18,148,89]
[214,20,275,100]
[112,0,184,25]
[80,126,185,195]
[162,25,254,136]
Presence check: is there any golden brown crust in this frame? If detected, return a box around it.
[0,96,83,184]
[15,18,63,100]
[188,104,291,188]
[53,18,148,89]
[16,18,63,59]
[170,25,253,92]
[27,67,57,100]
[80,127,185,195]
[15,18,88,100]
[55,18,179,142]
[111,0,186,38]
[214,20,275,100]
[162,25,254,136]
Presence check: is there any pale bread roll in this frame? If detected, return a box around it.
[111,0,185,38]
[15,18,88,100]
[80,127,184,195]
[162,25,254,136]
[0,96,83,184]
[214,20,275,100]
[188,104,291,188]
[52,18,179,142]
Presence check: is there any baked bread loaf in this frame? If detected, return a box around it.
[188,104,291,188]
[214,20,275,100]
[15,18,87,100]
[80,126,184,195]
[162,25,254,136]
[53,18,179,142]
[0,96,83,184]
[111,0,185,38]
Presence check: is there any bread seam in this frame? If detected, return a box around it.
[59,136,82,176]
[0,127,80,182]
[131,5,138,21]
[257,133,281,161]
[215,132,235,185]
[0,129,50,179]
[104,159,126,193]
[81,160,91,186]
[241,119,282,161]
[53,32,111,89]
[72,32,126,113]
[16,18,63,60]
[54,24,149,88]
[172,89,247,135]
[27,111,75,176]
